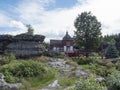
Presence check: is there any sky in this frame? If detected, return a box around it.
[0,0,120,42]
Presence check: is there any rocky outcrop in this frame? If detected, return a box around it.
[96,77,105,83]
[0,35,13,53]
[0,34,45,58]
[0,73,22,90]
[47,58,72,72]
[0,35,13,41]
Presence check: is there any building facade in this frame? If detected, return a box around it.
[50,32,74,53]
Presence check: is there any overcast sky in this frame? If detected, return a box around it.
[0,0,120,42]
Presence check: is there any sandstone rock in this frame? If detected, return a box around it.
[14,34,45,42]
[0,33,45,58]
[75,70,89,77]
[0,35,13,41]
[5,41,45,58]
[0,35,13,53]
[33,35,45,42]
[48,80,59,87]
[96,77,105,83]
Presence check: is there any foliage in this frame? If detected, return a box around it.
[105,43,119,59]
[29,68,57,89]
[74,75,106,90]
[51,52,65,59]
[105,61,115,69]
[103,34,117,46]
[59,77,76,88]
[106,70,120,90]
[0,60,47,83]
[65,57,78,68]
[74,11,102,56]
[20,71,57,90]
[43,42,50,50]
[33,55,48,63]
[26,24,34,35]
[115,60,120,71]
[102,34,120,56]
[73,56,103,65]
[74,56,86,64]
[6,53,16,63]
[82,63,107,77]
[110,33,120,54]
[20,79,32,90]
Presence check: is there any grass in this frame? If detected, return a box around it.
[13,68,58,90]
[0,58,58,89]
[29,70,58,89]
[58,77,77,88]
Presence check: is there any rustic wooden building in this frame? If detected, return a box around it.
[50,32,74,53]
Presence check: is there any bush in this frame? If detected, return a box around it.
[82,64,107,77]
[86,57,96,64]
[6,53,16,63]
[0,60,48,83]
[75,56,86,64]
[59,77,76,88]
[106,61,115,69]
[115,60,120,71]
[106,70,120,90]
[33,56,48,63]
[73,56,102,65]
[74,75,106,90]
[65,58,78,68]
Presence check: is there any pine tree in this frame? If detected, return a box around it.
[105,39,119,59]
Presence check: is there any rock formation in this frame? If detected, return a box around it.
[0,35,13,53]
[0,34,45,58]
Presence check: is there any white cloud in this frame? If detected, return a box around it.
[1,0,120,42]
[0,13,11,26]
[9,20,27,35]
[80,0,120,35]
[17,0,79,41]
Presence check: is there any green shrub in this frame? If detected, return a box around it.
[4,70,18,83]
[59,77,76,88]
[106,61,115,69]
[106,70,120,90]
[115,60,120,71]
[73,56,102,65]
[74,75,106,90]
[82,64,107,77]
[6,53,16,63]
[29,68,57,88]
[86,57,95,64]
[53,52,65,58]
[65,58,78,68]
[75,56,86,64]
[0,60,48,83]
[33,56,48,63]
